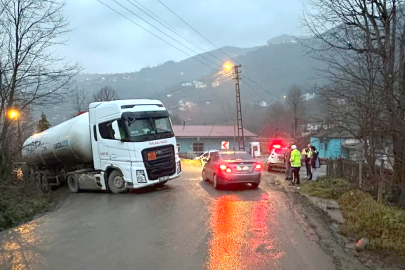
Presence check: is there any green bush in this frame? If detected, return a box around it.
[339,190,405,257]
[300,178,353,200]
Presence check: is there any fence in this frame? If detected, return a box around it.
[326,159,404,205]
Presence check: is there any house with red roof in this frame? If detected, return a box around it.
[173,125,257,158]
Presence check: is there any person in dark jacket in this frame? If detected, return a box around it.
[284,146,292,180]
[302,144,312,179]
[309,146,320,180]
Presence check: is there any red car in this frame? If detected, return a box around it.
[202,151,262,189]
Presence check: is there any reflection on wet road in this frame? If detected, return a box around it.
[0,165,334,270]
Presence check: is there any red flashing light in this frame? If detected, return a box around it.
[226,168,232,173]
[273,145,281,149]
[255,164,262,171]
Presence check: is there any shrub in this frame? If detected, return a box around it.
[339,190,405,257]
[0,183,50,230]
[300,178,353,200]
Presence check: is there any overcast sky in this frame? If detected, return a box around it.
[59,0,305,74]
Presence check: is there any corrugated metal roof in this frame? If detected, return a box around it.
[173,125,257,138]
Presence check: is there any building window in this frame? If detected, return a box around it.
[193,143,204,155]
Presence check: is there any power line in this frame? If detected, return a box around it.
[97,0,217,71]
[155,85,186,98]
[242,80,268,102]
[242,76,282,99]
[157,0,240,64]
[127,0,227,65]
[111,0,221,68]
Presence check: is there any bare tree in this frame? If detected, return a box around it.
[0,0,80,178]
[71,88,89,115]
[0,0,80,177]
[286,85,304,139]
[261,102,292,138]
[302,0,405,201]
[92,86,119,102]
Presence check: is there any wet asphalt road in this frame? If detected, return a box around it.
[0,165,335,270]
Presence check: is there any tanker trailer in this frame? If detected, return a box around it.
[23,99,181,193]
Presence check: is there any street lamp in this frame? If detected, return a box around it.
[7,109,20,120]
[7,109,22,147]
[223,62,233,71]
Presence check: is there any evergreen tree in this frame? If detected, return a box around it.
[37,112,51,132]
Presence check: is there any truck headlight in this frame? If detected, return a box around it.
[177,161,181,174]
[136,170,147,183]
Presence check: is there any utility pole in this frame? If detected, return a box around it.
[233,65,245,151]
[233,118,236,150]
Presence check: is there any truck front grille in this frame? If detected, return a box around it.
[142,145,176,180]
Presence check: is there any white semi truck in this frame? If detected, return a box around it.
[22,99,181,193]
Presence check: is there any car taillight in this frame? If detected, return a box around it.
[219,164,232,173]
[255,163,262,171]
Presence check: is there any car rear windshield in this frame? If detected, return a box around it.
[220,152,253,160]
[275,148,288,154]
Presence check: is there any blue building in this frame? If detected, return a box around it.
[173,125,257,158]
[310,131,351,159]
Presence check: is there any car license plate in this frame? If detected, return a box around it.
[147,152,157,161]
[236,166,250,171]
[159,176,169,182]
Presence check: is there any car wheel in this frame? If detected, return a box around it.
[67,174,80,193]
[202,169,208,181]
[251,182,259,189]
[213,174,222,190]
[108,170,127,194]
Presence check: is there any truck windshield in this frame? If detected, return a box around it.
[124,117,174,142]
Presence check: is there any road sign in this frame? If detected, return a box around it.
[221,141,229,150]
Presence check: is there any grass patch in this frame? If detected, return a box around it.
[0,183,51,231]
[339,190,405,257]
[181,159,202,167]
[300,177,353,200]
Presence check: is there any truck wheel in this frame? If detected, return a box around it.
[108,170,127,194]
[67,174,80,193]
[41,174,50,192]
[35,173,42,190]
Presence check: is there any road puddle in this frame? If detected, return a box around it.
[207,193,283,270]
[0,223,47,270]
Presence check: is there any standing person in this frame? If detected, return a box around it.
[290,145,302,185]
[284,146,292,180]
[302,144,312,179]
[310,146,320,180]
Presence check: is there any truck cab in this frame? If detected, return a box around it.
[89,100,181,192]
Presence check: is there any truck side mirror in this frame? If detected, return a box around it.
[111,121,122,141]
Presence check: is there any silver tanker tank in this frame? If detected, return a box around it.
[23,112,93,168]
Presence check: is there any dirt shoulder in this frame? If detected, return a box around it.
[262,172,405,270]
